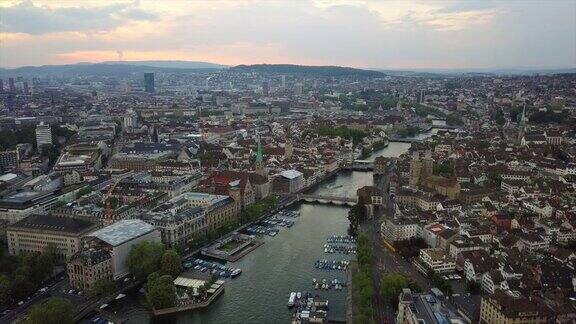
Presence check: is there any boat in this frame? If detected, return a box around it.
[288,292,296,308]
[312,278,317,284]
[297,292,302,299]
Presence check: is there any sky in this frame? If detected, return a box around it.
[0,0,575,70]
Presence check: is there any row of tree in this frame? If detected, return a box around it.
[0,245,56,308]
[353,234,375,324]
[315,125,369,144]
[240,195,278,224]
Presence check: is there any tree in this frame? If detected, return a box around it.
[445,113,463,126]
[347,204,365,237]
[127,241,165,281]
[89,278,116,298]
[381,273,421,308]
[12,274,35,301]
[494,108,506,126]
[0,274,12,307]
[146,274,176,310]
[161,250,182,277]
[76,186,93,199]
[466,280,481,295]
[427,270,453,296]
[26,297,73,324]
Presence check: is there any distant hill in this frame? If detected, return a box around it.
[231,64,385,77]
[0,62,223,77]
[101,60,226,69]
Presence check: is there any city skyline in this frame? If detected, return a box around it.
[1,0,575,70]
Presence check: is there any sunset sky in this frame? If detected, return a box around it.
[0,0,574,69]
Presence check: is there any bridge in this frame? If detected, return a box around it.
[294,194,357,206]
[342,159,374,171]
[389,136,422,143]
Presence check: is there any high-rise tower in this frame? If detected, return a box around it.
[144,73,155,93]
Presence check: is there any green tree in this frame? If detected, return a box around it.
[466,280,481,295]
[161,249,182,277]
[76,186,93,199]
[89,278,116,298]
[494,108,506,126]
[146,274,177,309]
[427,270,452,296]
[380,273,421,308]
[25,297,74,324]
[0,274,12,307]
[12,274,35,301]
[127,241,165,281]
[445,113,463,126]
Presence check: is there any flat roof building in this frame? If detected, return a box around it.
[87,219,161,279]
[7,214,98,261]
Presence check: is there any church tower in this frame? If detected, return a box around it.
[422,150,433,179]
[284,123,293,160]
[517,104,527,145]
[255,131,266,177]
[409,152,421,188]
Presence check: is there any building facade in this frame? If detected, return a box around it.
[7,214,98,261]
[67,249,113,291]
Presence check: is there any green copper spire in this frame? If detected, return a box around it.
[256,130,263,164]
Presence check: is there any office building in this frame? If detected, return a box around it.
[8,78,15,92]
[144,73,155,93]
[35,122,53,147]
[7,214,99,261]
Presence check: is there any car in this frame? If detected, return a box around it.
[17,301,24,306]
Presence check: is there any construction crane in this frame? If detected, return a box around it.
[104,171,134,225]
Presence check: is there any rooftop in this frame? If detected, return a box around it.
[88,219,156,246]
[10,214,96,234]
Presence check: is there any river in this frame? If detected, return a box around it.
[103,127,438,324]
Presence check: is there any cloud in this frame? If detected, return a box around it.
[0,0,574,69]
[0,0,157,35]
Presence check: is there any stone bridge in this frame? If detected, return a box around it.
[293,194,357,206]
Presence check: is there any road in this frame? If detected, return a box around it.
[0,276,68,323]
[362,199,432,324]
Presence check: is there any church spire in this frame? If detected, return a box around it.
[256,130,263,164]
[255,130,266,177]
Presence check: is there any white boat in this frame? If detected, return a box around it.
[288,292,296,308]
[297,292,302,299]
[312,278,317,283]
[231,269,242,278]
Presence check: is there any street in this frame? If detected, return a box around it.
[360,199,432,324]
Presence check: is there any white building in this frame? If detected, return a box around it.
[381,217,419,243]
[35,122,53,147]
[417,248,456,274]
[87,219,161,279]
